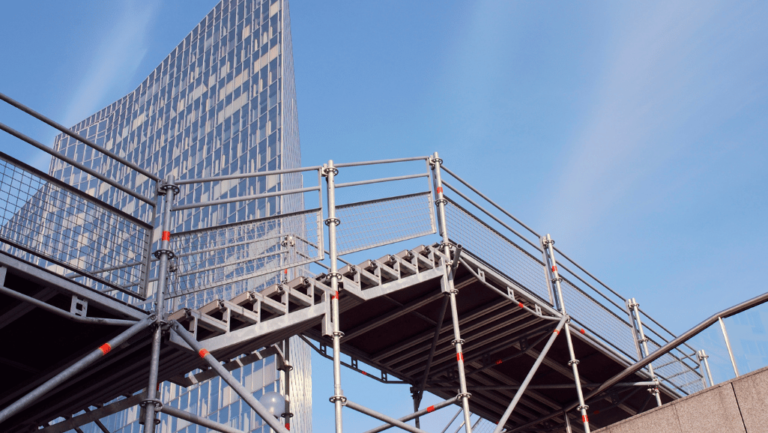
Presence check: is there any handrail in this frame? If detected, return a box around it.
[0,123,156,207]
[0,92,160,182]
[510,288,768,432]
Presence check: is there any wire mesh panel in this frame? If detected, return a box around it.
[335,192,436,256]
[0,152,152,297]
[645,334,705,396]
[167,208,323,297]
[558,277,639,362]
[444,198,551,303]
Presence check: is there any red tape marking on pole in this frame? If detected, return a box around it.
[198,348,209,358]
[332,291,339,300]
[437,187,443,194]
[580,329,586,334]
[582,415,589,423]
[496,359,503,365]
[554,329,560,335]
[457,353,464,362]
[285,423,290,430]
[98,343,112,355]
[426,405,435,413]
[518,302,524,309]
[552,265,557,273]
[361,371,367,376]
[162,231,171,241]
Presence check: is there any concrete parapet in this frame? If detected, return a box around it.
[594,366,768,432]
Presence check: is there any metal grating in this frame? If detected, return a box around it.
[167,208,323,297]
[0,152,151,297]
[444,198,552,303]
[559,277,639,362]
[335,192,436,256]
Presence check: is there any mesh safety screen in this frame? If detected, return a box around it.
[335,192,436,256]
[167,208,323,297]
[444,198,551,303]
[0,153,152,297]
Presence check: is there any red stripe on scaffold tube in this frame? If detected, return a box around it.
[332,291,339,300]
[554,329,560,335]
[551,265,557,273]
[580,329,586,334]
[98,343,112,355]
[198,349,209,358]
[426,405,435,413]
[162,231,171,241]
[457,352,464,362]
[518,302,524,309]
[496,359,502,365]
[582,415,589,423]
[361,371,367,376]
[437,187,443,194]
[285,423,290,430]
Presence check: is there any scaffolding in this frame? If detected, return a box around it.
[1,93,762,433]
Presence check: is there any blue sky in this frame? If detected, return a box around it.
[2,0,768,431]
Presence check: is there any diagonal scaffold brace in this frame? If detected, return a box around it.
[170,321,290,433]
[492,316,567,433]
[0,315,153,424]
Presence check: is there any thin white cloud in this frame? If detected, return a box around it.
[542,0,746,240]
[60,0,159,127]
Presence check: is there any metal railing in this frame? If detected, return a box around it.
[0,151,152,298]
[437,163,706,397]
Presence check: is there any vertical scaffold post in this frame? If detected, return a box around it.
[627,298,662,407]
[719,317,739,377]
[697,350,714,387]
[143,175,178,431]
[430,152,472,433]
[323,160,345,433]
[282,338,294,430]
[541,234,590,433]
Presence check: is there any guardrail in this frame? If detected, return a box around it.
[0,151,152,298]
[437,163,706,397]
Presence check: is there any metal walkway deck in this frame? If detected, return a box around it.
[1,242,675,432]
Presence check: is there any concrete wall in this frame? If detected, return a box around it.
[594,365,768,433]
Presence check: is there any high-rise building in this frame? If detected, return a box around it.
[43,0,310,432]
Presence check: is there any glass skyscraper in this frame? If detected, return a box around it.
[45,0,311,432]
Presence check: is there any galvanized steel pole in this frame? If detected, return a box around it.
[542,234,590,433]
[431,152,472,433]
[697,350,714,387]
[170,323,290,433]
[627,298,662,407]
[143,176,177,431]
[492,317,567,433]
[719,317,739,377]
[324,160,345,433]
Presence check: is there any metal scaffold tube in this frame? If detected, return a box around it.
[627,298,662,407]
[542,234,591,433]
[697,350,714,387]
[492,317,567,433]
[324,160,345,433]
[0,316,152,424]
[431,152,472,433]
[170,322,290,433]
[142,176,178,431]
